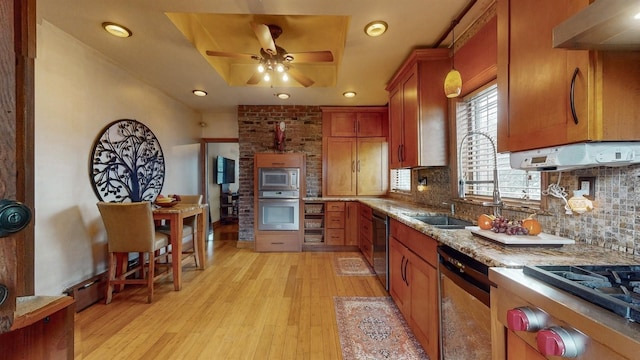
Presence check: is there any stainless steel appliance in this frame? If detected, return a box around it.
[257,198,299,231]
[257,167,301,231]
[438,245,492,360]
[491,266,640,359]
[258,167,300,193]
[371,210,388,290]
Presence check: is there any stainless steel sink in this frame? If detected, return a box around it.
[409,215,473,229]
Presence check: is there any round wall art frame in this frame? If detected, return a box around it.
[90,119,165,203]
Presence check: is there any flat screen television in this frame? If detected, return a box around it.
[215,156,235,184]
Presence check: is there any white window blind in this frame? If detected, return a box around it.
[456,84,541,201]
[390,168,411,192]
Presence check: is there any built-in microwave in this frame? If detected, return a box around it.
[258,167,300,193]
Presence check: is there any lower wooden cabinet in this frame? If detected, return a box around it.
[389,219,439,360]
[359,204,373,265]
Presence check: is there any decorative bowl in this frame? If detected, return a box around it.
[155,199,178,208]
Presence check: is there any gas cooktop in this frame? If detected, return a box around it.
[523,265,640,322]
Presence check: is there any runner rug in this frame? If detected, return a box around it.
[334,296,428,360]
[333,256,375,276]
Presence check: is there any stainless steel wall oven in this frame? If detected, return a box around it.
[257,167,300,231]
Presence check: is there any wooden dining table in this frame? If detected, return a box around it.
[153,203,208,291]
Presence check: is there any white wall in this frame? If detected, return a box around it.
[34,20,202,295]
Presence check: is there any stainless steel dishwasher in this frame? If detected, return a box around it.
[438,245,492,360]
[371,210,389,290]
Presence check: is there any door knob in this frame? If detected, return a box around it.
[0,199,32,237]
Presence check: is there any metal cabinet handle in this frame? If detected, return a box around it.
[400,256,406,283]
[397,145,402,163]
[357,160,361,172]
[403,257,409,286]
[570,67,580,125]
[351,160,355,172]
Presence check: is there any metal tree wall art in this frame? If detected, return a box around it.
[90,119,165,202]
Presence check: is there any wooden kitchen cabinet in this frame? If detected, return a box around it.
[321,106,388,138]
[386,49,450,169]
[497,0,640,152]
[345,202,359,246]
[359,204,373,265]
[324,137,388,196]
[389,219,439,359]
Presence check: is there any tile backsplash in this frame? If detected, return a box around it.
[397,164,640,255]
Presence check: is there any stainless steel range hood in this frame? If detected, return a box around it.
[553,0,640,50]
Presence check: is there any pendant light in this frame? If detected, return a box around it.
[444,20,462,98]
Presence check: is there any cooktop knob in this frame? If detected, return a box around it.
[536,327,585,358]
[506,307,547,331]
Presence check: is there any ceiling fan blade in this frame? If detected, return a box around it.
[287,67,315,88]
[246,71,262,85]
[286,51,334,63]
[250,22,277,55]
[206,50,257,60]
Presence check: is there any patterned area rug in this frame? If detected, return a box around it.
[333,256,375,276]
[334,297,428,360]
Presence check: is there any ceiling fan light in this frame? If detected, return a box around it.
[276,63,285,72]
[264,73,270,82]
[282,73,289,82]
[444,69,462,98]
[102,22,132,38]
[257,64,265,73]
[364,21,388,37]
[343,91,356,98]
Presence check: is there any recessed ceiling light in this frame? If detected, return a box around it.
[276,93,290,100]
[102,22,132,38]
[364,21,388,37]
[343,91,357,98]
[192,90,208,97]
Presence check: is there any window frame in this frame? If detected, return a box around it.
[452,81,545,210]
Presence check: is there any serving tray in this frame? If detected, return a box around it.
[470,227,575,247]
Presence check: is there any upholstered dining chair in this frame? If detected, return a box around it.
[97,201,172,304]
[160,194,203,268]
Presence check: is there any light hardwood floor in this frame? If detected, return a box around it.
[74,236,387,359]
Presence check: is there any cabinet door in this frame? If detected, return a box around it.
[345,202,359,246]
[325,138,356,196]
[389,236,410,315]
[506,331,546,360]
[357,112,384,137]
[356,137,388,196]
[408,253,439,360]
[329,112,357,137]
[401,70,419,167]
[497,0,590,152]
[388,87,404,169]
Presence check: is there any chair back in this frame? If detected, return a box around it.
[179,195,202,204]
[97,202,157,253]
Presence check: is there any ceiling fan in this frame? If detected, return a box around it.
[206,22,334,87]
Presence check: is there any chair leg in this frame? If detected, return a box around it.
[192,231,200,268]
[147,251,154,303]
[105,252,116,304]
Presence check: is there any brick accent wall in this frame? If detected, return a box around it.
[237,105,323,242]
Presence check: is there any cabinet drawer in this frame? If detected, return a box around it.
[254,153,304,168]
[359,217,372,241]
[255,233,301,252]
[326,201,345,212]
[326,229,345,245]
[390,219,437,266]
[326,212,345,228]
[359,205,372,220]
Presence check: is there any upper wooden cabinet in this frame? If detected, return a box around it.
[386,49,450,169]
[497,0,640,153]
[322,107,389,197]
[321,107,388,138]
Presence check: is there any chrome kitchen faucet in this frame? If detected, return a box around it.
[458,131,503,217]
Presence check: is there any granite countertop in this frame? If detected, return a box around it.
[305,197,640,268]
